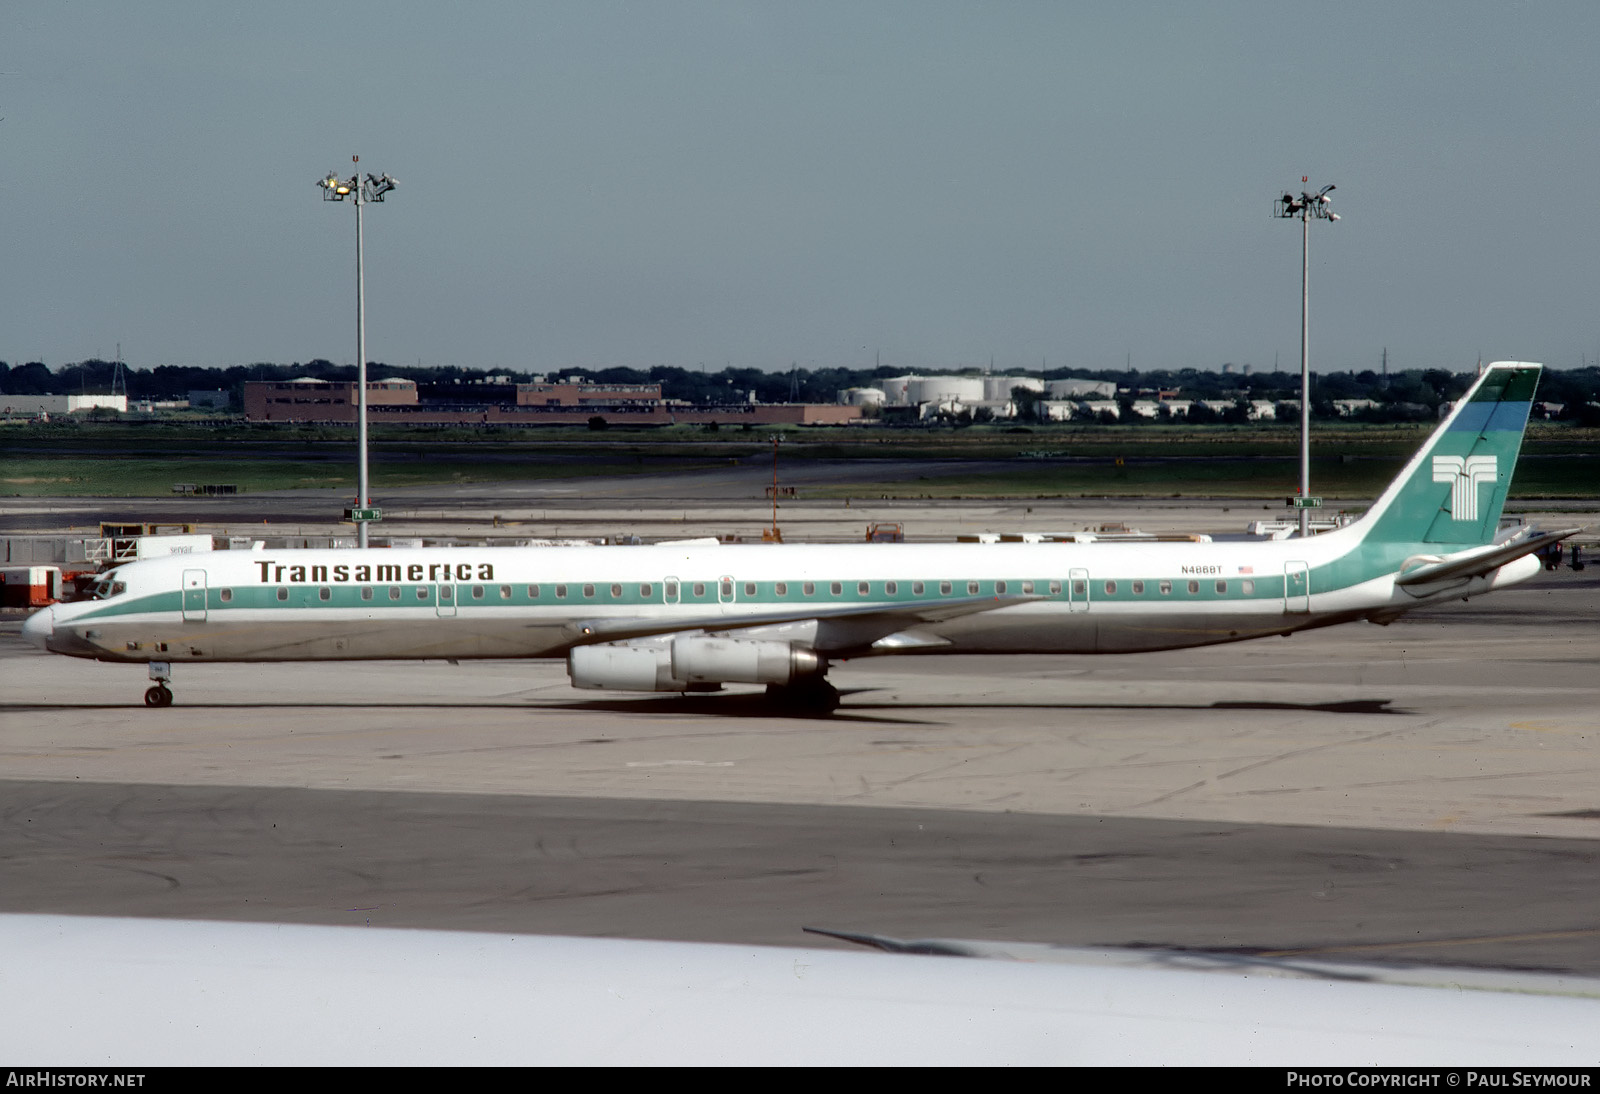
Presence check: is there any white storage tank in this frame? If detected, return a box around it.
[908,377,984,406]
[838,387,886,407]
[985,376,1043,401]
[1047,377,1116,399]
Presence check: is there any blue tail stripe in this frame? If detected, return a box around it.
[1447,401,1532,434]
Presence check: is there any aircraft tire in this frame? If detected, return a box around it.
[144,685,173,708]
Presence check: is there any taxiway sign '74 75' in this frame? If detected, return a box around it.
[22,362,1578,709]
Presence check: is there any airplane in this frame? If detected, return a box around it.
[20,361,1580,710]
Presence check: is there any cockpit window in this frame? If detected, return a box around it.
[76,573,128,601]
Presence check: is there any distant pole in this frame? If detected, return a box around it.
[318,158,398,548]
[1300,207,1309,537]
[768,434,782,542]
[354,163,369,547]
[1275,178,1339,537]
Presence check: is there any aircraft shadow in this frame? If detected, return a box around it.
[837,698,1411,716]
[0,696,1406,720]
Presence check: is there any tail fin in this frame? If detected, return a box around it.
[1355,362,1539,546]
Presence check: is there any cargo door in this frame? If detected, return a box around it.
[182,569,208,622]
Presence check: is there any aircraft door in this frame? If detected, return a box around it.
[1067,568,1090,612]
[181,569,208,622]
[718,575,735,604]
[1284,561,1310,613]
[664,577,680,605]
[436,582,457,617]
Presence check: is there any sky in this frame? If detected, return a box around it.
[4,2,1598,378]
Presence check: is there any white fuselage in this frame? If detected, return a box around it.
[24,529,1538,666]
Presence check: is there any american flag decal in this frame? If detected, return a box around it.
[1237,565,1254,574]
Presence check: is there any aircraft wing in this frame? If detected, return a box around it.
[561,594,1037,654]
[7,915,1598,1065]
[1394,526,1582,588]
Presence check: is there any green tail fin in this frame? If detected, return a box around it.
[1355,362,1539,546]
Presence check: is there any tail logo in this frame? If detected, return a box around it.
[1431,455,1497,521]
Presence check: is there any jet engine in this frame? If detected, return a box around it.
[567,637,821,692]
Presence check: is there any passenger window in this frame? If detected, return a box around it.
[995,580,1007,594]
[1104,581,1116,595]
[803,582,815,596]
[664,581,677,598]
[527,585,540,598]
[940,581,952,595]
[360,586,372,601]
[500,585,511,599]
[583,584,595,598]
[1021,581,1033,594]
[1159,581,1172,595]
[1132,580,1144,595]
[276,588,288,602]
[389,587,401,600]
[319,587,331,601]
[693,583,706,597]
[640,584,652,598]
[968,581,979,595]
[1215,580,1227,594]
[1187,580,1199,594]
[913,581,925,595]
[610,584,622,598]
[1049,581,1061,595]
[556,585,568,599]
[857,582,869,596]
[776,582,788,596]
[745,582,757,597]
[830,582,842,596]
[472,585,485,599]
[1241,580,1255,595]
[440,586,453,600]
[720,579,733,598]
[886,581,898,595]
[220,588,233,603]
[1072,580,1087,597]
[416,587,428,600]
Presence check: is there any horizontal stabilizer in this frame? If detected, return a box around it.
[1394,527,1582,588]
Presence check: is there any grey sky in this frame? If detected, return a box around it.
[5,2,1597,377]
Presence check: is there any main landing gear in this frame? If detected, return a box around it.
[144,661,173,708]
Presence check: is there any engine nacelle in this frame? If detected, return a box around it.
[670,637,820,686]
[567,644,683,692]
[567,638,823,692]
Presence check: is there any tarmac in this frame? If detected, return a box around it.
[1,485,1597,975]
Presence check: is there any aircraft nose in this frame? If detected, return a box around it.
[21,605,55,650]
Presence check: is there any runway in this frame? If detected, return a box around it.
[2,565,1597,974]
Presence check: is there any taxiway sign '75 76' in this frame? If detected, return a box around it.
[22,362,1578,709]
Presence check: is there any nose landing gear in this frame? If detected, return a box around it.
[144,661,173,708]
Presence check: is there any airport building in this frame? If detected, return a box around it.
[0,393,128,417]
[242,377,860,427]
[852,374,1120,421]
